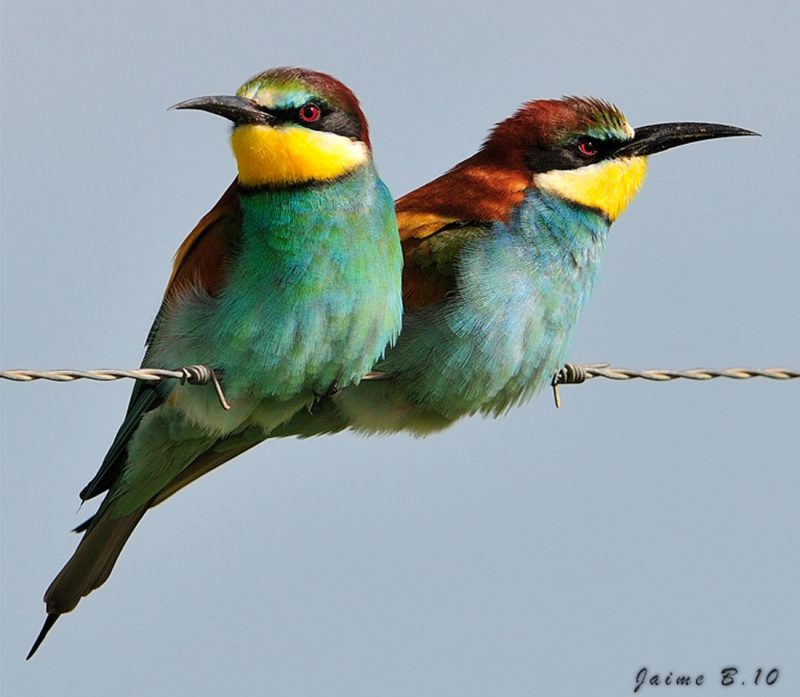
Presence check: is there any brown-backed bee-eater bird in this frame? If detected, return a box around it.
[278,98,757,434]
[27,67,403,658]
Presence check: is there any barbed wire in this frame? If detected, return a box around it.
[0,366,392,411]
[0,365,235,410]
[549,363,799,407]
[0,367,203,384]
[2,363,796,410]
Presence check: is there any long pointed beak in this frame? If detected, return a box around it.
[616,122,759,157]
[170,95,275,126]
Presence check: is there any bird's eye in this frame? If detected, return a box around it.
[577,138,599,157]
[298,103,321,123]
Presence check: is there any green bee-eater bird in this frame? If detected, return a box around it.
[28,67,402,658]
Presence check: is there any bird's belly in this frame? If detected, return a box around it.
[148,281,397,435]
[336,302,576,434]
[337,251,599,433]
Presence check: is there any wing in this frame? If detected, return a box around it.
[147,393,353,508]
[73,427,265,534]
[396,152,529,310]
[149,426,264,507]
[79,181,243,502]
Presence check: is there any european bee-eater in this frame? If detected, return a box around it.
[28,67,402,658]
[277,97,756,434]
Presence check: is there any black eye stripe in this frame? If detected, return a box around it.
[255,103,363,142]
[575,136,623,159]
[526,135,631,172]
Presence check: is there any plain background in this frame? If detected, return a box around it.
[2,1,798,695]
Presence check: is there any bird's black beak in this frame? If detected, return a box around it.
[616,122,759,157]
[170,95,276,126]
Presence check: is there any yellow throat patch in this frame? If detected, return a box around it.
[230,124,369,187]
[534,156,648,221]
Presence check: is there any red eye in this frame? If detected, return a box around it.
[298,103,321,123]
[578,139,598,157]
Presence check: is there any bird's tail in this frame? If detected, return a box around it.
[27,507,146,659]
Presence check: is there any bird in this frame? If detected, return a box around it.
[271,97,758,435]
[27,67,403,658]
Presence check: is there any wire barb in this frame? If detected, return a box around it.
[551,363,603,408]
[176,365,231,410]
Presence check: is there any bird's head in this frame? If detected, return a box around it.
[486,97,757,221]
[173,67,371,188]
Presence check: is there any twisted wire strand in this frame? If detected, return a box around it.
[0,367,394,383]
[549,363,799,407]
[0,368,192,383]
[0,365,232,410]
[2,364,797,412]
[553,364,800,383]
[0,366,392,411]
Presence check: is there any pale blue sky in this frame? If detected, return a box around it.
[2,1,798,695]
